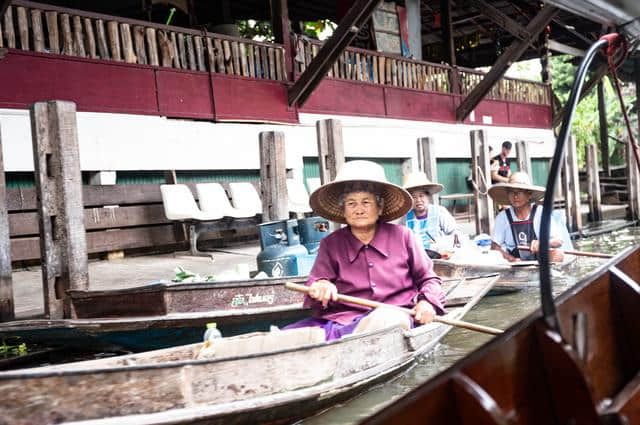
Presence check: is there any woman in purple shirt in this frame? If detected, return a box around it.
[286,160,445,341]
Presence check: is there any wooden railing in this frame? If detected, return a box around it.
[1,0,286,80]
[294,35,452,93]
[459,68,550,105]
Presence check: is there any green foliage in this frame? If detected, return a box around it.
[0,339,28,357]
[237,20,274,42]
[551,55,637,167]
[301,20,336,40]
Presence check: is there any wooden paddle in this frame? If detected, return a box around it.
[285,281,503,336]
[516,245,612,259]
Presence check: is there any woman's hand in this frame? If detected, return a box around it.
[530,240,540,254]
[308,279,338,308]
[549,249,564,263]
[413,300,436,325]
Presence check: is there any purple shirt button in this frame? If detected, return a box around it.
[371,282,377,288]
[368,262,373,267]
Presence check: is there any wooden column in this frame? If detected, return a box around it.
[585,143,602,222]
[470,130,494,235]
[597,81,610,176]
[316,119,345,185]
[627,141,640,221]
[0,122,14,321]
[515,141,532,177]
[565,135,582,232]
[440,0,459,94]
[30,101,89,319]
[259,131,288,221]
[271,0,293,81]
[417,137,439,206]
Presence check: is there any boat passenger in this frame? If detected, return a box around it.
[401,171,463,254]
[489,172,566,262]
[285,160,445,341]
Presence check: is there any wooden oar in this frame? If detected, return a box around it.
[285,282,503,336]
[517,245,612,259]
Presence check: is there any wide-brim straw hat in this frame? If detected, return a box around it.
[309,160,413,224]
[403,171,444,195]
[488,171,546,205]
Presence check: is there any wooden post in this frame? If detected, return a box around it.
[259,132,288,221]
[565,135,582,232]
[440,0,455,67]
[0,122,15,321]
[515,140,531,176]
[627,141,640,221]
[597,81,610,176]
[271,0,293,81]
[30,101,89,319]
[417,137,439,206]
[316,119,345,185]
[470,130,494,235]
[585,143,602,222]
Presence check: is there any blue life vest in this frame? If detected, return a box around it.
[406,206,440,249]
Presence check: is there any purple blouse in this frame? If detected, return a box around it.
[304,222,445,325]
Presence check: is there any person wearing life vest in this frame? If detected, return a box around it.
[489,172,566,262]
[402,171,462,254]
[491,141,512,184]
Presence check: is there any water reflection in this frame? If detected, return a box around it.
[300,226,640,425]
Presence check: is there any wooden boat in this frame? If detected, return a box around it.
[0,274,484,352]
[0,275,498,425]
[362,245,640,425]
[433,255,577,294]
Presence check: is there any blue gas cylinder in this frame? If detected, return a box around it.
[297,216,330,254]
[257,219,309,277]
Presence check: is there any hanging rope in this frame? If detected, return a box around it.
[473,165,490,195]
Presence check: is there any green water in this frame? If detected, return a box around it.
[299,226,640,424]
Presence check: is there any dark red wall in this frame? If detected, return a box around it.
[0,49,551,129]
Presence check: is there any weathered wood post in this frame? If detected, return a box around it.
[417,137,439,206]
[515,140,531,177]
[259,131,288,222]
[316,119,344,185]
[0,123,15,321]
[564,135,582,232]
[626,142,640,221]
[597,81,610,176]
[30,101,89,319]
[470,130,494,235]
[585,143,602,222]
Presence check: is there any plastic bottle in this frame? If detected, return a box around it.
[203,322,222,341]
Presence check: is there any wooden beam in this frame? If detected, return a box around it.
[417,137,439,206]
[465,0,530,41]
[553,62,608,128]
[547,39,585,57]
[564,136,582,232]
[597,81,610,176]
[259,131,288,221]
[0,0,9,18]
[586,143,602,222]
[316,119,344,185]
[271,0,293,81]
[287,0,380,106]
[440,0,456,66]
[0,121,15,322]
[456,5,558,122]
[470,130,494,235]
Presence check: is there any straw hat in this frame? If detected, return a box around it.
[309,160,413,224]
[402,171,444,195]
[488,172,545,205]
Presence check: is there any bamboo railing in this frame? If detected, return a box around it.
[294,35,451,93]
[0,0,286,80]
[459,68,550,105]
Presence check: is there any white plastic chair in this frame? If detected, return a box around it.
[196,183,256,219]
[229,182,263,216]
[306,177,321,195]
[287,178,312,214]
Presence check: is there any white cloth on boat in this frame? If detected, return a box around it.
[492,205,569,253]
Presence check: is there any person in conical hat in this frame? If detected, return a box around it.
[489,171,566,262]
[285,160,445,340]
[402,171,462,254]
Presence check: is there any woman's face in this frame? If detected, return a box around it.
[343,191,381,230]
[507,188,532,208]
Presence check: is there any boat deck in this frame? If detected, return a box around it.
[11,243,261,320]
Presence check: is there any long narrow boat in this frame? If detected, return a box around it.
[0,275,498,424]
[0,274,484,352]
[361,245,640,425]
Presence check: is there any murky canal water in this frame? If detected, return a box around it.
[300,225,640,424]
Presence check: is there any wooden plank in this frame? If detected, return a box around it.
[30,8,44,52]
[60,13,73,55]
[133,25,147,65]
[146,27,159,66]
[547,39,585,57]
[157,30,173,67]
[440,0,455,66]
[107,20,121,61]
[194,35,205,71]
[456,6,558,121]
[176,33,186,68]
[72,15,86,57]
[16,6,28,50]
[222,39,233,74]
[2,5,15,48]
[119,23,135,63]
[268,47,276,80]
[83,17,97,59]
[95,19,109,59]
[586,143,602,221]
[231,41,240,75]
[185,34,196,70]
[417,137,439,206]
[516,141,531,176]
[214,38,224,73]
[0,12,3,48]
[247,43,255,77]
[260,45,269,79]
[0,122,15,321]
[170,32,180,68]
[316,118,345,187]
[597,81,610,175]
[566,136,582,232]
[259,132,288,221]
[270,0,293,80]
[30,101,89,319]
[205,36,215,71]
[466,0,531,41]
[287,0,380,106]
[275,48,283,80]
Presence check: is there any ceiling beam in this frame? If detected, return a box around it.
[287,0,380,107]
[456,5,558,122]
[465,0,530,41]
[548,39,585,56]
